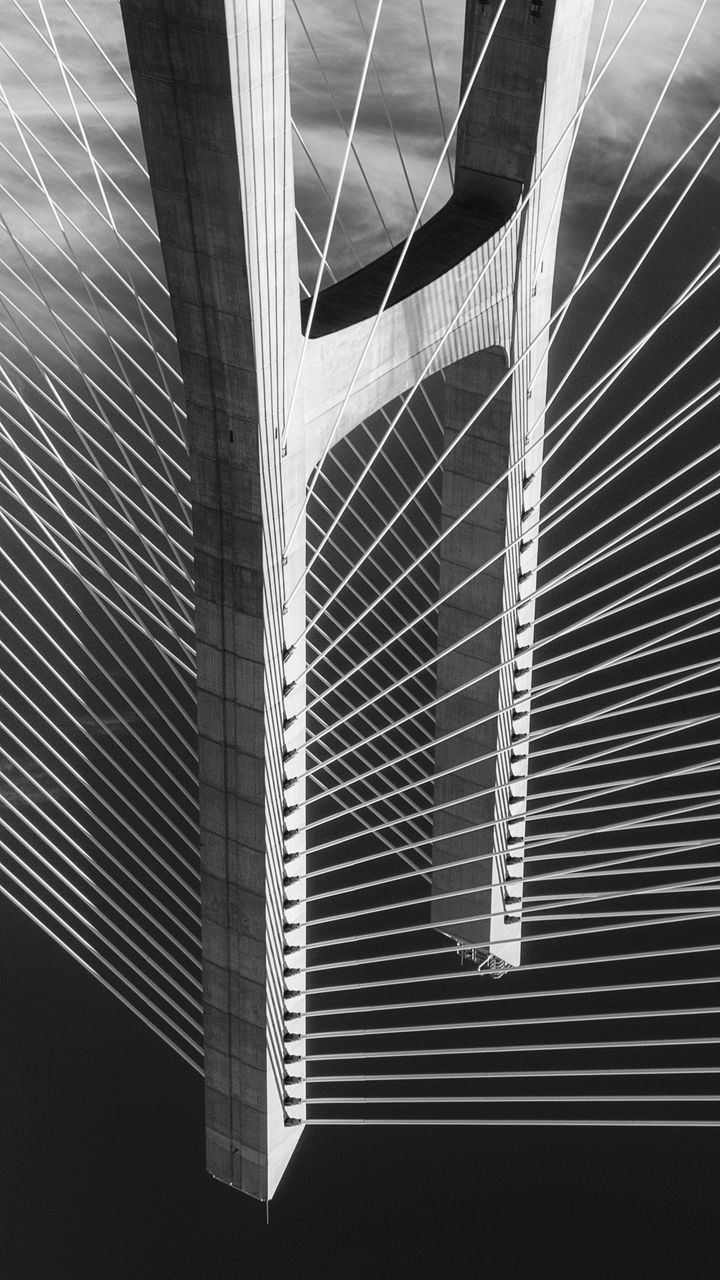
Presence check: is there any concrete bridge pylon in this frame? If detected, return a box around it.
[122,0,593,1201]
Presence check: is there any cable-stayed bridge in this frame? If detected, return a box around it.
[1,0,719,1202]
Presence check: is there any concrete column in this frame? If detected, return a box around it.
[431,349,512,948]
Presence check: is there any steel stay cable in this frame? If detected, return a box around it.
[285,0,649,584]
[525,268,720,554]
[0,232,182,442]
[0,809,202,1027]
[32,16,188,473]
[287,905,720,980]
[290,1029,720,1064]
[0,112,172,314]
[297,1095,720,1106]
[293,1068,720,1084]
[524,330,720,550]
[304,319,720,757]
[304,650,436,850]
[0,280,188,498]
[0,538,199,801]
[0,486,195,731]
[513,878,720,914]
[525,731,720,794]
[417,0,453,184]
[0,87,166,287]
[36,0,155,239]
[302,563,720,829]
[10,0,147,174]
[0,611,200,877]
[298,538,720,825]
[0,338,191,593]
[0,239,191,545]
[291,118,364,269]
[0,683,201,944]
[306,564,437,842]
[304,0,612,654]
[299,343,717,788]
[290,729,720,931]
[306,504,437,660]
[0,181,192,599]
[291,647,720,897]
[291,596,720,860]
[291,0,395,249]
[0,331,193,641]
[303,1119,720,1128]
[0,466,195,665]
[291,856,720,954]
[301,255,720,735]
[0,378,192,637]
[294,207,338,284]
[524,837,720,870]
[0,78,160,301]
[281,0,603,484]
[283,0,513,456]
[304,678,437,820]
[528,0,616,296]
[308,443,440,630]
[303,529,720,808]
[0,756,202,987]
[292,815,720,931]
[0,412,197,736]
[3,76,192,595]
[299,891,720,958]
[306,582,436,740]
[297,113,720,673]
[304,620,436,866]
[300,612,720,822]
[294,964,720,1025]
[286,0,387,434]
[0,876,203,1071]
[296,890,720,978]
[0,139,174,345]
[323,393,446,571]
[352,0,421,215]
[292,854,720,946]
[306,421,444,706]
[531,879,720,901]
[299,466,720,780]
[294,832,720,921]
[300,623,720,848]
[303,651,720,837]
[290,933,720,1001]
[295,999,720,1044]
[0,444,193,648]
[528,0,708,400]
[299,255,720,751]
[293,766,720,895]
[59,0,136,101]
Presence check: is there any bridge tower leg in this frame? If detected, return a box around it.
[122,0,593,1201]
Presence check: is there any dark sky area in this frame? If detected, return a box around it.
[3,892,720,1279]
[2,2,720,1276]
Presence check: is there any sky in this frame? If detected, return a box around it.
[1,1,720,1276]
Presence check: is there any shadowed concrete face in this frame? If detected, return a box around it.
[432,349,512,948]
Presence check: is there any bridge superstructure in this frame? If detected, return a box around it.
[3,0,720,1209]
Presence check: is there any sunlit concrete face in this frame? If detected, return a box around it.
[124,0,593,1200]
